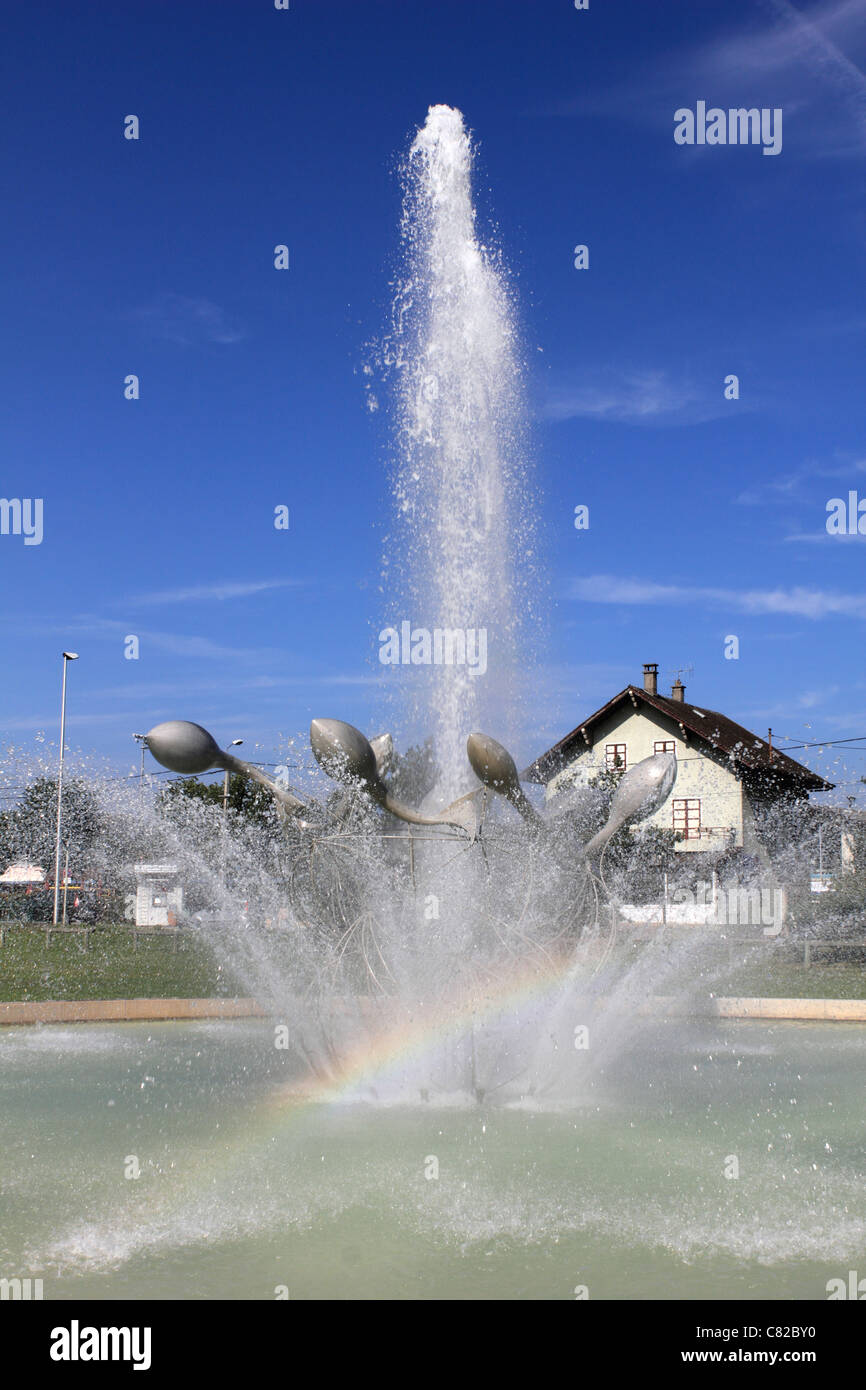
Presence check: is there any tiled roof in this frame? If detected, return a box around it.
[524,685,833,792]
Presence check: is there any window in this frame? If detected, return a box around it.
[673,798,701,839]
[654,740,676,757]
[605,743,627,770]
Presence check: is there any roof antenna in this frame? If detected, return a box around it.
[667,664,694,685]
[667,664,694,702]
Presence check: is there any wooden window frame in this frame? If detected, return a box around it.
[605,743,627,770]
[672,797,701,839]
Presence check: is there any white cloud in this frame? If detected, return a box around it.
[538,369,729,426]
[321,674,386,686]
[542,0,866,159]
[736,455,866,506]
[568,573,866,619]
[128,293,244,345]
[54,616,281,663]
[784,529,866,542]
[124,578,305,607]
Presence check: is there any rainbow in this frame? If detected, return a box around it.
[95,949,599,1232]
[263,943,591,1111]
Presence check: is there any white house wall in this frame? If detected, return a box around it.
[545,706,744,852]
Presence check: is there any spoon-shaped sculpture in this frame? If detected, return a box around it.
[466,732,544,828]
[144,720,221,775]
[582,750,677,860]
[144,720,317,824]
[323,731,395,825]
[369,732,394,778]
[310,718,477,837]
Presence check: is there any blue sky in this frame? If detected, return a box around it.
[1,0,864,801]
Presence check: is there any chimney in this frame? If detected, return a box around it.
[642,663,658,696]
[671,679,685,703]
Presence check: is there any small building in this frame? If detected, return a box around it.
[524,663,833,857]
[133,864,183,927]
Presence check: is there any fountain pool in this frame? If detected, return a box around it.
[2,1017,864,1300]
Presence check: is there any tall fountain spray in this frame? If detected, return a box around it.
[386,105,535,797]
[130,106,680,1091]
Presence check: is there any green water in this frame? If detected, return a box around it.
[1,1018,864,1299]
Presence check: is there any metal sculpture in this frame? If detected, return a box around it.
[143,716,678,969]
[144,717,677,855]
[144,720,319,826]
[309,718,478,837]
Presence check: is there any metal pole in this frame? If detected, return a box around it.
[818,822,823,877]
[62,847,70,925]
[223,740,243,814]
[133,734,146,799]
[221,769,230,894]
[52,653,78,925]
[221,740,242,894]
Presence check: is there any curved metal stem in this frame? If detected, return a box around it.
[382,789,478,839]
[218,751,320,828]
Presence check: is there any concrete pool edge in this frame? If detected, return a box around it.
[711,996,866,1021]
[3,995,866,1025]
[644,996,866,1021]
[0,997,267,1025]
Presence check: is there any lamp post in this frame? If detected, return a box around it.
[223,739,243,813]
[133,733,146,798]
[221,739,243,895]
[61,847,70,925]
[52,652,79,925]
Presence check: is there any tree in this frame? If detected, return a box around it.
[0,777,100,873]
[156,772,297,913]
[158,773,283,835]
[0,776,131,922]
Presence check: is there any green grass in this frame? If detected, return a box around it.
[716,960,866,1000]
[0,924,245,1002]
[671,944,866,1000]
[605,933,866,1002]
[2,922,866,1005]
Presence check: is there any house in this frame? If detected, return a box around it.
[524,663,833,857]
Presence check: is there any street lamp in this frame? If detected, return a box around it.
[221,739,244,897]
[133,733,146,798]
[223,740,244,812]
[52,652,79,925]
